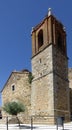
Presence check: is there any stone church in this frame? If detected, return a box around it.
[1,8,72,123]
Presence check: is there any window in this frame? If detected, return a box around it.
[57,33,63,50]
[12,85,15,91]
[39,58,42,63]
[38,29,43,49]
[39,73,42,77]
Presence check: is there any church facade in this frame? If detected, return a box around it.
[1,9,72,123]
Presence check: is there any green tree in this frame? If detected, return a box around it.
[28,72,34,84]
[3,101,25,125]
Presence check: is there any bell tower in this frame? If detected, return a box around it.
[31,8,70,122]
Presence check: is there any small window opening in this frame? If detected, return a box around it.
[57,33,63,50]
[39,73,42,77]
[12,85,15,91]
[39,58,42,63]
[38,30,43,49]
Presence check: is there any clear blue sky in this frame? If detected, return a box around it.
[0,0,72,103]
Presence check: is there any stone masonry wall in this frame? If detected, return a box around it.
[2,71,31,118]
[69,68,72,89]
[31,44,54,116]
[53,46,70,119]
[68,68,72,115]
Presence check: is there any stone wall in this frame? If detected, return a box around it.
[31,44,54,116]
[53,45,70,120]
[68,68,72,115]
[31,44,70,122]
[2,70,31,118]
[69,68,72,89]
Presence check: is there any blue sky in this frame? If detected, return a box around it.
[0,0,72,104]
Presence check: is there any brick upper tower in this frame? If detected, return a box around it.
[31,8,70,122]
[31,8,67,57]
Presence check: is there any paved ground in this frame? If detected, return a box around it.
[0,123,72,130]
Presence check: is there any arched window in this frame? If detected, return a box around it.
[12,85,15,91]
[57,33,63,50]
[38,29,43,49]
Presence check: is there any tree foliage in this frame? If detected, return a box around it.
[28,73,34,84]
[3,101,25,116]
